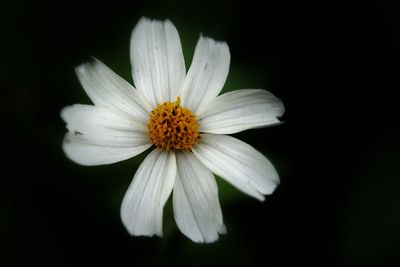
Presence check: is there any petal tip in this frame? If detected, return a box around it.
[59,105,72,122]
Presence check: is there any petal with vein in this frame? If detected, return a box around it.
[199,89,284,134]
[193,134,279,201]
[173,152,225,243]
[61,104,151,166]
[121,150,176,237]
[130,17,186,108]
[180,36,230,113]
[75,58,150,126]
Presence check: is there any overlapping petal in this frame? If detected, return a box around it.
[181,36,230,113]
[173,152,225,243]
[75,58,150,125]
[199,89,284,134]
[121,149,177,236]
[193,134,279,201]
[130,18,186,108]
[61,104,151,166]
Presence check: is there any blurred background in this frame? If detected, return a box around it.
[2,0,399,266]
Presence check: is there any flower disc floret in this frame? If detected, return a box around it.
[147,97,200,151]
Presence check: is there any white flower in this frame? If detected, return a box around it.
[61,18,284,243]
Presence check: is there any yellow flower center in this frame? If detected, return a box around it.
[147,97,200,151]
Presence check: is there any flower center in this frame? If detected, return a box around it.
[147,97,200,151]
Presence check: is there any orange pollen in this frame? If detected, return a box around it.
[147,97,200,151]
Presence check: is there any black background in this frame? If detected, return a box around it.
[2,0,400,266]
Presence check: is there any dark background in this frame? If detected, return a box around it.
[2,0,399,266]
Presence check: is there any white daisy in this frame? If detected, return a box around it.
[61,17,284,243]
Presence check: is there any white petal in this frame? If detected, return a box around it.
[173,152,225,243]
[75,58,150,125]
[121,150,176,237]
[130,17,186,108]
[61,104,151,166]
[192,134,279,201]
[180,36,230,113]
[198,89,284,134]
